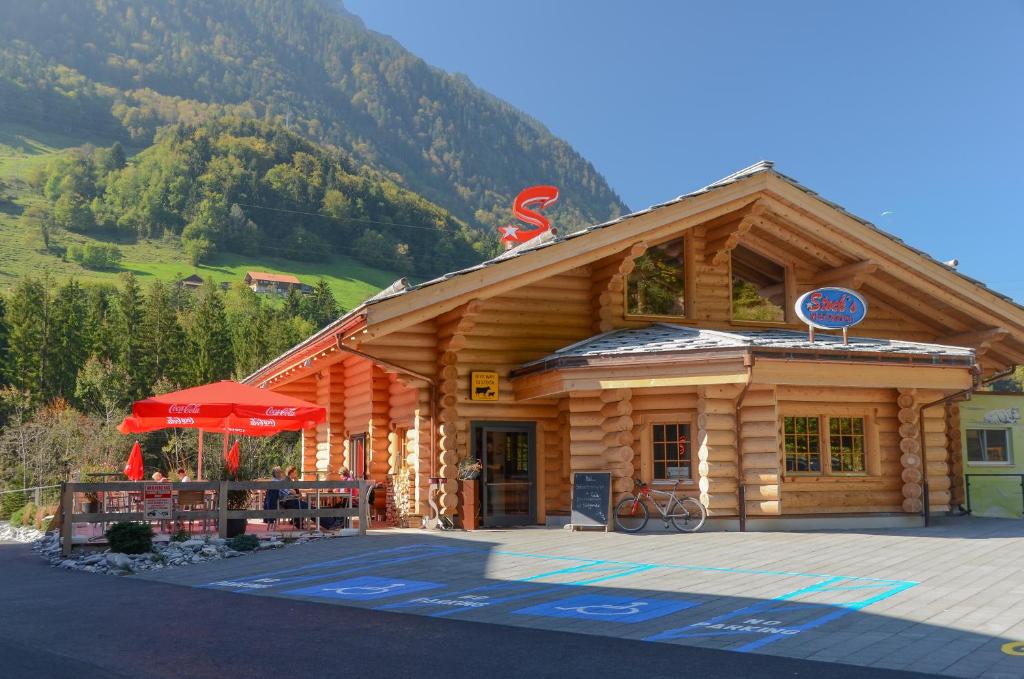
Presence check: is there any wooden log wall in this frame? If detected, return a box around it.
[342,356,373,472]
[327,361,346,476]
[779,386,905,515]
[897,388,924,514]
[568,390,635,498]
[696,386,739,516]
[387,375,431,517]
[919,389,952,513]
[313,367,331,477]
[739,386,781,516]
[628,387,698,489]
[590,242,646,333]
[543,398,570,513]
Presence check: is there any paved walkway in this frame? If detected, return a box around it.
[138,516,1024,678]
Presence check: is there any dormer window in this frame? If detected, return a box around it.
[731,244,786,323]
[626,237,686,317]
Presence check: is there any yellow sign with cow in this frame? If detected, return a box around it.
[470,371,499,401]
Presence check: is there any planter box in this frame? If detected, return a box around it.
[460,479,479,530]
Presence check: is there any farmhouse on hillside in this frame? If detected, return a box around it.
[176,274,204,290]
[244,271,303,295]
[244,162,1024,531]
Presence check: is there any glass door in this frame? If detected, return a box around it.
[473,422,536,527]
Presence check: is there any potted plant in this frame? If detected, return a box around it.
[225,487,252,538]
[457,457,482,480]
[457,458,482,530]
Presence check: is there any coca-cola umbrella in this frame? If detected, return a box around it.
[124,440,145,481]
[118,381,326,479]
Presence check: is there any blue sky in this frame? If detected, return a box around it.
[345,1,1024,301]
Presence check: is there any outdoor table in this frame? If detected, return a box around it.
[301,490,353,531]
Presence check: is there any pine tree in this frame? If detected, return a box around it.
[7,276,53,400]
[50,279,90,401]
[141,280,187,388]
[84,285,117,359]
[224,281,269,378]
[300,279,339,329]
[283,287,303,318]
[187,280,234,384]
[111,273,148,400]
[0,295,9,386]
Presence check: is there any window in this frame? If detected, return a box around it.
[784,416,821,473]
[784,416,867,475]
[652,423,691,480]
[966,429,1012,464]
[829,417,866,472]
[731,245,786,322]
[627,237,685,317]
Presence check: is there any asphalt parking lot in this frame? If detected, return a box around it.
[134,515,1024,678]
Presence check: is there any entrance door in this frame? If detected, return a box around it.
[473,422,536,527]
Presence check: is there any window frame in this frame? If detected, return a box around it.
[640,415,697,486]
[728,245,793,326]
[965,427,1014,466]
[780,407,879,479]
[623,235,692,322]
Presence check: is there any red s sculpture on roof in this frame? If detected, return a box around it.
[499,185,560,245]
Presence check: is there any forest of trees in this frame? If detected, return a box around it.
[0,272,341,502]
[25,119,487,275]
[0,0,628,236]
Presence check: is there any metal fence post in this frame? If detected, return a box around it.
[34,487,41,505]
[218,481,229,539]
[60,483,73,557]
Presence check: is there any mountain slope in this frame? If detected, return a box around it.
[0,0,628,236]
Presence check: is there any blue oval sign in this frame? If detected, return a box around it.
[795,287,868,330]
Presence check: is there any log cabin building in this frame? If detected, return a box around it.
[243,162,1024,530]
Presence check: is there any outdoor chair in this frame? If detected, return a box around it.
[177,489,207,534]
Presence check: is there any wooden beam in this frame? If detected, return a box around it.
[704,203,767,265]
[753,360,973,390]
[937,327,1010,347]
[813,261,878,288]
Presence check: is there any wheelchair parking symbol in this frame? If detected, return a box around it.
[514,594,699,624]
[284,576,442,601]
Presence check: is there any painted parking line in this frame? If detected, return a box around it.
[196,541,917,655]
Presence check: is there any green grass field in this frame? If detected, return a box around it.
[0,122,396,309]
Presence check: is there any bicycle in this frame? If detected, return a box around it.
[613,479,707,533]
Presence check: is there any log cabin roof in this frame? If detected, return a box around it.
[244,161,1021,385]
[513,324,976,376]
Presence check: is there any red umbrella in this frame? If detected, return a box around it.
[124,441,144,481]
[117,380,325,436]
[117,381,326,480]
[225,440,240,476]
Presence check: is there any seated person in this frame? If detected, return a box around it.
[176,468,192,482]
[151,471,168,482]
[271,466,307,527]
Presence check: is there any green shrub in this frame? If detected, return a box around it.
[170,529,190,542]
[34,505,57,531]
[8,506,26,526]
[227,534,259,552]
[19,502,37,527]
[105,521,154,554]
[0,489,26,520]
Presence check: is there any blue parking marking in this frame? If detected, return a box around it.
[196,541,918,656]
[284,576,442,601]
[514,594,700,623]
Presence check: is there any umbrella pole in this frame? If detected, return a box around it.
[223,433,229,471]
[197,429,204,480]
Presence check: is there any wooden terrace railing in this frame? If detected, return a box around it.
[58,480,370,556]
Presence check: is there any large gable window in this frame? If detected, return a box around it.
[731,245,785,323]
[626,237,685,317]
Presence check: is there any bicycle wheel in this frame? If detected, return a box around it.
[669,496,707,533]
[613,496,649,533]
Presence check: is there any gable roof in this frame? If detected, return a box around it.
[243,161,1022,385]
[513,324,975,377]
[245,271,301,285]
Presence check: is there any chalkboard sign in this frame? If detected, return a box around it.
[571,472,612,528]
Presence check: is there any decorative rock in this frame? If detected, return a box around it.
[106,553,132,569]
